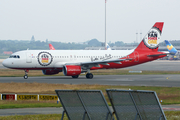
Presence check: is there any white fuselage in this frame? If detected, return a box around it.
[3,50,134,69]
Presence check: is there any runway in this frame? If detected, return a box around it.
[0,105,180,116]
[126,60,180,71]
[0,74,180,87]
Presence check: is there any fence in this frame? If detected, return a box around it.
[55,90,114,120]
[0,93,58,101]
[106,89,166,120]
[56,89,166,120]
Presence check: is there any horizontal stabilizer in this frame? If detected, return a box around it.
[147,54,167,57]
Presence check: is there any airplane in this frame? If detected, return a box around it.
[49,44,55,50]
[2,22,167,79]
[106,43,111,50]
[165,40,178,55]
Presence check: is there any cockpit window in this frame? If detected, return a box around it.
[9,55,20,59]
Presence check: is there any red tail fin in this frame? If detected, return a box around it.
[49,44,55,50]
[135,22,164,52]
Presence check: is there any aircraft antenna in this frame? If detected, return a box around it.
[140,31,142,42]
[105,0,107,50]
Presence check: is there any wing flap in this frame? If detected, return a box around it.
[80,58,131,66]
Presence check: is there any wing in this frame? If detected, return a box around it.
[54,58,132,68]
[64,58,132,68]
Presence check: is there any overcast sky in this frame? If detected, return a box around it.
[0,0,180,43]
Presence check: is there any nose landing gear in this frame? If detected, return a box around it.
[24,70,29,79]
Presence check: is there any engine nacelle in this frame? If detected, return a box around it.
[42,69,60,75]
[63,65,81,76]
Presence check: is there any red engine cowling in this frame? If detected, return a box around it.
[63,65,81,76]
[42,69,60,75]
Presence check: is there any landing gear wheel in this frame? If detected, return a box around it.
[24,69,29,79]
[72,75,79,78]
[86,73,93,79]
[24,75,28,79]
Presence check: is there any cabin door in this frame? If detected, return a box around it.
[26,52,32,63]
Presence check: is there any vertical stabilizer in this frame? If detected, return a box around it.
[135,22,164,52]
[165,40,177,55]
[49,44,55,50]
[106,44,111,50]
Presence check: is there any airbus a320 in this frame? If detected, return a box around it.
[3,22,167,79]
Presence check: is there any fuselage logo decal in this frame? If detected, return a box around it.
[144,27,161,49]
[38,52,53,66]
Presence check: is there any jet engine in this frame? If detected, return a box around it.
[42,69,61,75]
[63,65,81,76]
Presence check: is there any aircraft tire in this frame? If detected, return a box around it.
[24,75,28,79]
[86,73,93,79]
[72,75,79,78]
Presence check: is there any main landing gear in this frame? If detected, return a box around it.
[72,75,79,78]
[24,70,29,79]
[86,73,93,79]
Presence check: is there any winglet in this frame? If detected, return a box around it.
[165,40,177,55]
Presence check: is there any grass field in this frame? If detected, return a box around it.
[1,68,180,118]
[0,111,179,120]
[1,82,180,108]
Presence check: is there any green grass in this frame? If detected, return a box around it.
[165,111,180,120]
[0,101,62,109]
[0,102,61,109]
[0,114,68,120]
[1,85,180,109]
[0,111,179,120]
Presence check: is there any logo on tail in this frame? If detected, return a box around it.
[144,28,161,49]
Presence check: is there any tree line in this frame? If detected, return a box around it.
[0,38,168,54]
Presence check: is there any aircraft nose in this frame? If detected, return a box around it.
[2,59,10,68]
